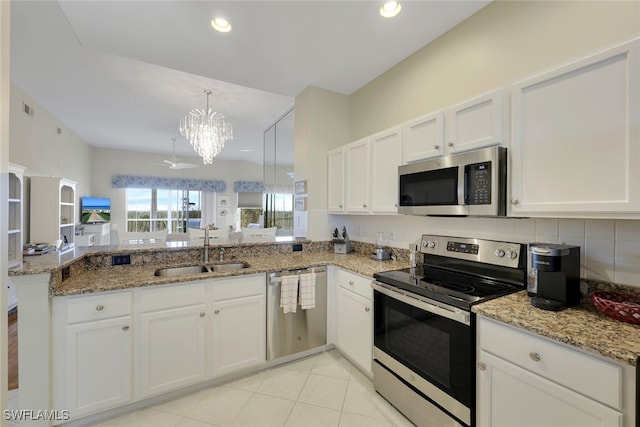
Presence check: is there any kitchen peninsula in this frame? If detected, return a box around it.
[9,240,406,426]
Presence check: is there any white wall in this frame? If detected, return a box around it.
[294,86,350,240]
[325,1,640,287]
[350,0,640,139]
[89,147,263,234]
[10,84,93,242]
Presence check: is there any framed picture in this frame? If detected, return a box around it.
[218,196,229,207]
[294,180,307,195]
[294,196,307,211]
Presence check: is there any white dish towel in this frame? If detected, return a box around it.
[299,272,316,310]
[280,274,299,313]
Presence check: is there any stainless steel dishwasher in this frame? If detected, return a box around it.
[267,266,327,360]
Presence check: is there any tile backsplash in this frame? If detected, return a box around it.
[330,216,640,288]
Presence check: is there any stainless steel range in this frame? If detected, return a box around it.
[372,235,527,427]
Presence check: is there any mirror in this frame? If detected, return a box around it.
[263,108,294,236]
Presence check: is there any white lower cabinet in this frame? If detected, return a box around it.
[210,275,266,376]
[334,268,373,376]
[52,274,266,422]
[138,304,208,397]
[477,316,634,427]
[52,290,134,420]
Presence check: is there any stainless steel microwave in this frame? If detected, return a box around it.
[398,146,507,216]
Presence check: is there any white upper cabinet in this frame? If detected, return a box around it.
[447,88,505,154]
[402,110,445,162]
[332,128,403,215]
[510,38,640,217]
[400,89,505,164]
[327,147,345,213]
[370,126,403,213]
[345,138,371,213]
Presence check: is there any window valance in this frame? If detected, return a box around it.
[234,181,264,192]
[112,175,226,192]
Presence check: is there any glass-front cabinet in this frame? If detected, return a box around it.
[8,163,26,268]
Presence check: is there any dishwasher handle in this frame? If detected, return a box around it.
[269,266,326,283]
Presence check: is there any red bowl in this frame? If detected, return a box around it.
[591,291,640,325]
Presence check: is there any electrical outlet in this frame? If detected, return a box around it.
[357,225,363,235]
[111,255,131,266]
[389,231,397,240]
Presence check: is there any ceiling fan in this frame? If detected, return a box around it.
[163,138,199,170]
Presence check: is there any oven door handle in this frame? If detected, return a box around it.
[372,282,470,326]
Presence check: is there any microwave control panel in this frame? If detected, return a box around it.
[465,161,492,205]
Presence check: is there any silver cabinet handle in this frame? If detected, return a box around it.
[122,326,129,331]
[511,198,519,205]
[478,362,486,371]
[349,281,354,286]
[339,204,343,209]
[363,204,367,208]
[448,142,454,147]
[214,309,220,315]
[96,305,104,311]
[365,307,370,312]
[200,312,206,318]
[434,145,440,150]
[529,352,541,362]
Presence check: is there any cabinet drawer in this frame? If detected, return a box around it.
[479,317,622,409]
[65,291,132,324]
[139,281,206,312]
[336,269,372,300]
[209,274,265,301]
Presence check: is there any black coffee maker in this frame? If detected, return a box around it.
[527,243,581,311]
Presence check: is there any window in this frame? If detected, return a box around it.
[126,189,201,233]
[264,193,293,235]
[237,192,263,228]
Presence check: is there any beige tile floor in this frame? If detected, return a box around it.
[89,350,414,427]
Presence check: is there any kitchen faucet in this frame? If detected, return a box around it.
[203,224,213,263]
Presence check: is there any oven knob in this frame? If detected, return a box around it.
[494,249,505,258]
[425,241,435,249]
[506,250,518,259]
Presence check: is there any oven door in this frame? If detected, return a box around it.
[372,282,474,426]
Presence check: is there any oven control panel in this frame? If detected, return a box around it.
[421,234,524,268]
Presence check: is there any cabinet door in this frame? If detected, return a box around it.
[65,316,132,417]
[327,148,345,213]
[370,127,403,213]
[510,39,640,216]
[447,88,504,154]
[336,286,372,375]
[345,138,371,213]
[402,110,445,162]
[477,351,622,427]
[212,294,266,376]
[139,304,207,397]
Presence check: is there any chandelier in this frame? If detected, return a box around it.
[179,90,233,165]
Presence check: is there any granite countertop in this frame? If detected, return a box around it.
[50,251,407,296]
[473,291,640,366]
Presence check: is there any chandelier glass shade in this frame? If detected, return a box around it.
[179,90,233,165]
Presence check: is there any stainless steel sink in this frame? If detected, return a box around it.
[154,262,250,277]
[208,262,250,272]
[154,265,209,277]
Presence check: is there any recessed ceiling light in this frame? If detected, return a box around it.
[211,17,232,33]
[380,1,402,18]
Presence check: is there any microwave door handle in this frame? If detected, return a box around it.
[459,166,467,205]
